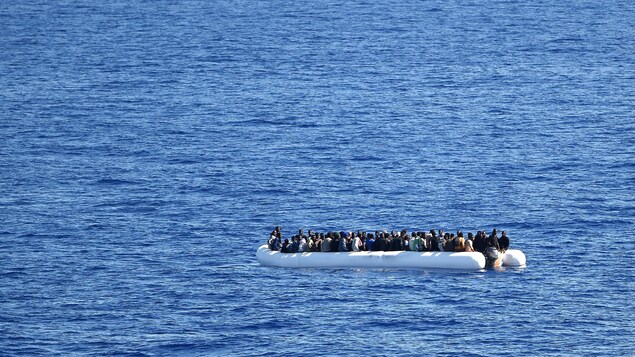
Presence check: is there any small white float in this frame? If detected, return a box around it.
[256,245,526,270]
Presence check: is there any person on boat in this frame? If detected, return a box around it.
[267,230,276,250]
[313,233,323,252]
[379,232,391,251]
[489,229,501,251]
[437,233,445,252]
[455,237,465,252]
[289,236,299,253]
[351,232,362,252]
[321,232,332,252]
[428,230,438,251]
[280,238,291,253]
[339,232,349,252]
[409,232,421,251]
[359,232,367,251]
[272,232,282,251]
[365,233,375,251]
[444,233,454,251]
[499,231,510,252]
[453,232,464,252]
[425,232,432,251]
[332,232,339,252]
[306,234,313,251]
[402,232,411,251]
[346,232,354,250]
[473,231,485,253]
[464,232,475,252]
[390,231,403,251]
[421,232,430,251]
[298,236,308,253]
[330,232,340,252]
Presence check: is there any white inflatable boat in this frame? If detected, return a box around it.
[256,245,526,270]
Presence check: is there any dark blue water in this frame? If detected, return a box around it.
[2,0,634,355]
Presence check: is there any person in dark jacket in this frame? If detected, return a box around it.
[390,231,404,251]
[476,231,489,253]
[331,232,341,252]
[444,233,455,252]
[371,234,382,251]
[289,236,299,253]
[499,231,510,252]
[280,239,291,253]
[380,232,391,251]
[489,229,500,251]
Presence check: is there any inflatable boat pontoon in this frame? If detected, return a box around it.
[256,245,526,270]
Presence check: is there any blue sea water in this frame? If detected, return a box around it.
[1,0,634,355]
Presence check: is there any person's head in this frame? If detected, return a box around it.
[368,233,374,239]
[284,238,289,244]
[468,232,473,239]
[502,230,507,237]
[492,228,497,236]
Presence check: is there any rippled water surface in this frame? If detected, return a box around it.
[1,0,634,355]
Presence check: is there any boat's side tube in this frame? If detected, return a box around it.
[501,249,526,267]
[256,245,485,270]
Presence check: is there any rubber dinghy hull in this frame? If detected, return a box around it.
[501,249,526,267]
[257,245,527,270]
[257,245,486,270]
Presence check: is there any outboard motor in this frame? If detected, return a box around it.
[485,246,500,268]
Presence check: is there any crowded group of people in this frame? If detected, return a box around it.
[266,226,510,256]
